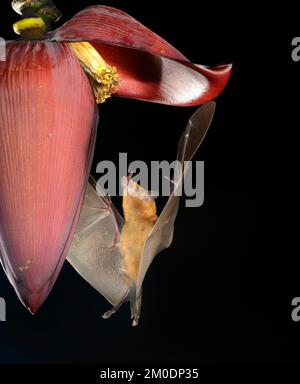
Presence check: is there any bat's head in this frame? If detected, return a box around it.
[121,176,158,222]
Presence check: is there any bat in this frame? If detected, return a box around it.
[67,101,216,326]
[119,175,159,284]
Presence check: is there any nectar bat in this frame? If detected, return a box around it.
[67,101,216,326]
[120,176,158,284]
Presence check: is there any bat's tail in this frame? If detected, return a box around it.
[102,284,142,327]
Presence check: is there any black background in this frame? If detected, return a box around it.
[0,0,296,365]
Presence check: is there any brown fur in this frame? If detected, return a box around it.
[120,187,158,283]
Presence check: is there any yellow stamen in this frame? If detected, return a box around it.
[68,42,119,104]
[13,17,47,39]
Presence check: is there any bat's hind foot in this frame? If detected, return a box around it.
[102,286,142,326]
[130,288,142,327]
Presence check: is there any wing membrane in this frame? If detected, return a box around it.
[67,178,128,306]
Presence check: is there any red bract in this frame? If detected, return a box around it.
[0,42,97,313]
[48,5,232,106]
[0,3,232,313]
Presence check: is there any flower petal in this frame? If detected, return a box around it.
[92,43,231,106]
[48,5,232,106]
[0,42,98,313]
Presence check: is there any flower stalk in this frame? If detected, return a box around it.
[12,0,61,38]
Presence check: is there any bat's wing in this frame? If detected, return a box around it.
[67,177,129,307]
[68,102,216,325]
[131,101,216,323]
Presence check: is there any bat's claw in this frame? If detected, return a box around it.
[130,289,142,327]
[132,317,139,327]
[102,308,116,319]
[102,286,142,326]
[102,287,130,320]
[131,311,140,326]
